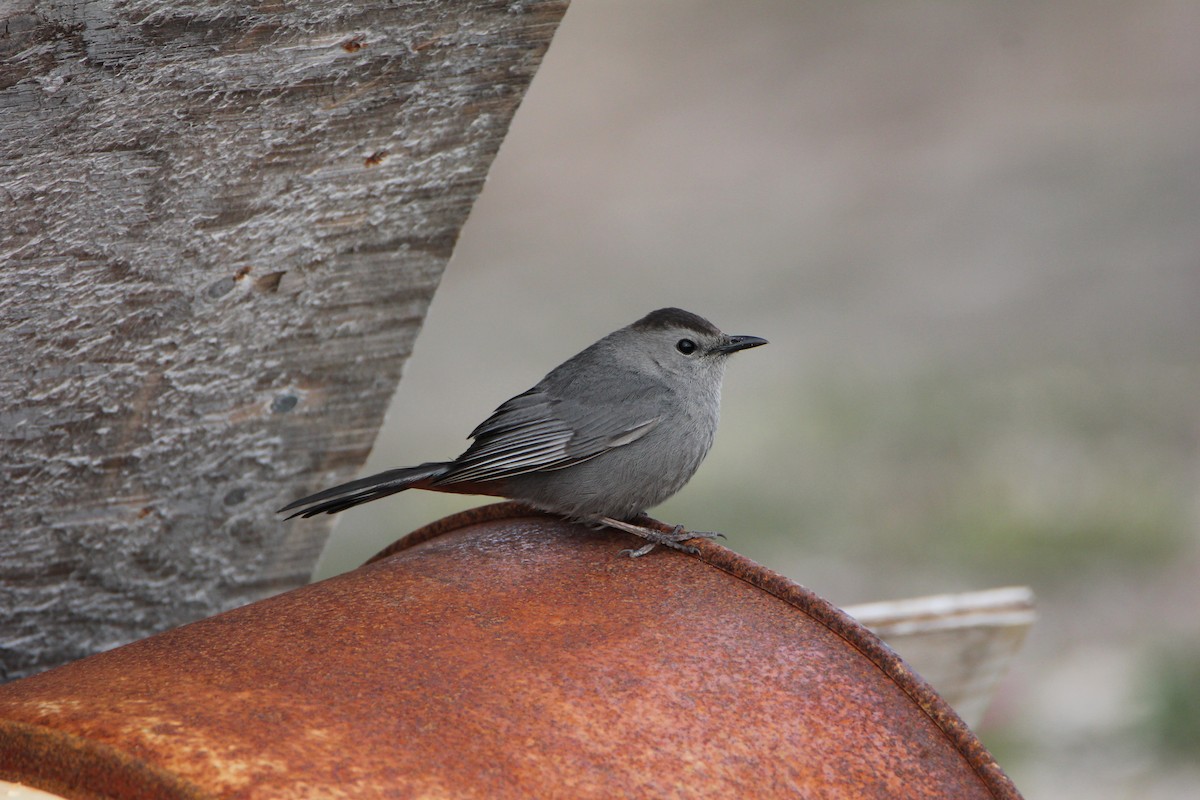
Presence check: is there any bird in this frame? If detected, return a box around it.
[279,307,767,556]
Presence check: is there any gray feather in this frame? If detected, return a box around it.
[433,343,670,487]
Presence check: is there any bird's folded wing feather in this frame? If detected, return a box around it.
[433,387,661,485]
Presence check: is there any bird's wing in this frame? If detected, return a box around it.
[433,386,661,486]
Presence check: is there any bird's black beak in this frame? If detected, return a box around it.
[711,335,768,355]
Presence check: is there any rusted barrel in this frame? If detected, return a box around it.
[0,503,1022,798]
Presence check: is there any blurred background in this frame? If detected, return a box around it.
[314,2,1200,796]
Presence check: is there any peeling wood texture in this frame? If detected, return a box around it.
[0,0,569,681]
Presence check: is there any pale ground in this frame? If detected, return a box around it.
[316,2,1200,796]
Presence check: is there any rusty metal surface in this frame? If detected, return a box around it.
[0,504,1022,799]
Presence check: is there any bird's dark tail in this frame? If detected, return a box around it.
[277,463,451,519]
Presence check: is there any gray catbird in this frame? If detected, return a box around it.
[279,307,767,556]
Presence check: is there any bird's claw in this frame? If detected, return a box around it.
[606,519,724,557]
[619,543,659,558]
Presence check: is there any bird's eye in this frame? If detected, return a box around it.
[675,338,697,355]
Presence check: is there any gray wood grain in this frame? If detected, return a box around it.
[0,0,569,680]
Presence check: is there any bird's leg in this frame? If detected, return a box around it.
[598,516,724,558]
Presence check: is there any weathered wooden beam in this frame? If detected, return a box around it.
[846,586,1037,728]
[0,0,570,680]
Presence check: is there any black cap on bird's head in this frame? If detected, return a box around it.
[631,307,722,337]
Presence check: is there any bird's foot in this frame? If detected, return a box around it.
[598,517,724,558]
